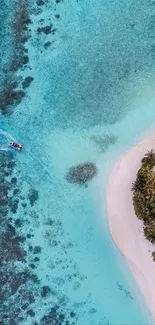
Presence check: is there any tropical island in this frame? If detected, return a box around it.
[106,132,155,320]
[132,149,155,260]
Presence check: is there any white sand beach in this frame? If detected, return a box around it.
[106,131,155,320]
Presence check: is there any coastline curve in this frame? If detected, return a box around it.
[106,131,155,320]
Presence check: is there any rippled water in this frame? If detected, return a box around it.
[1,0,155,324]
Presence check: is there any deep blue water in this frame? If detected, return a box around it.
[1,0,155,324]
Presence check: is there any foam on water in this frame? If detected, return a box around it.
[2,0,155,324]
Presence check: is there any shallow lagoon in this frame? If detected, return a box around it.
[1,0,155,323]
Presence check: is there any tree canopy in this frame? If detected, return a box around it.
[132,150,155,246]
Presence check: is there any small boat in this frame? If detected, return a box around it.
[10,142,24,150]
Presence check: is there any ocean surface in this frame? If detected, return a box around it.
[1,0,155,324]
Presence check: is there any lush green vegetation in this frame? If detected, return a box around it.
[152,252,155,262]
[132,150,155,246]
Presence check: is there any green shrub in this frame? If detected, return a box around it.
[152,251,155,262]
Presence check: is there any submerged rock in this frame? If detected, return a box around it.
[66,162,97,185]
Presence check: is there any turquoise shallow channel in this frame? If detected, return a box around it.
[1,0,155,324]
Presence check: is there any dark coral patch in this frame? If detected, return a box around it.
[0,85,25,114]
[0,183,10,196]
[0,197,8,207]
[33,246,42,254]
[29,245,33,252]
[70,312,76,318]
[8,198,19,214]
[14,218,23,227]
[21,303,29,310]
[12,4,31,52]
[0,153,44,323]
[27,233,32,238]
[22,76,34,89]
[1,226,26,262]
[22,202,27,208]
[28,188,39,206]
[52,28,57,34]
[37,25,52,35]
[0,1,31,115]
[29,263,36,269]
[40,305,77,325]
[55,14,60,19]
[10,55,29,72]
[36,0,45,5]
[44,41,52,49]
[10,271,30,295]
[40,305,68,324]
[7,161,16,169]
[27,309,35,317]
[0,122,80,325]
[41,285,51,297]
[11,177,17,185]
[66,162,97,185]
[11,202,18,214]
[13,188,20,195]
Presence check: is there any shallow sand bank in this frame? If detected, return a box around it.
[106,131,155,320]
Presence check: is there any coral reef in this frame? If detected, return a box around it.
[0,0,33,114]
[66,162,97,185]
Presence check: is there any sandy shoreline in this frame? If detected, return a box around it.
[106,131,155,320]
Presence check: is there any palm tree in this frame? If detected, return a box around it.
[141,149,155,166]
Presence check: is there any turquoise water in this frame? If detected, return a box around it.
[1,0,155,324]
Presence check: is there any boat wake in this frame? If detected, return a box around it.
[0,129,17,152]
[0,129,53,179]
[28,150,53,180]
